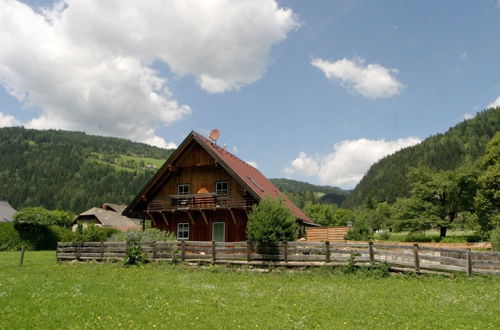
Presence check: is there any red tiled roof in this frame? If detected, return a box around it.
[193,132,314,225]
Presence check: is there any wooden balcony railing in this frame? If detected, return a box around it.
[146,192,255,212]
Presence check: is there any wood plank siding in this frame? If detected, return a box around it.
[123,131,316,242]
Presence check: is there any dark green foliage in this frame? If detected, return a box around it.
[345,108,500,208]
[474,132,500,233]
[247,197,298,244]
[0,223,24,250]
[344,220,373,241]
[303,202,356,226]
[123,244,148,266]
[0,127,173,213]
[271,178,350,208]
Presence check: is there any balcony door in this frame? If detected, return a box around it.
[212,222,225,242]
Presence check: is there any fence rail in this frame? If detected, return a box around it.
[56,241,500,276]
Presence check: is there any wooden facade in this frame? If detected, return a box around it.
[123,131,316,242]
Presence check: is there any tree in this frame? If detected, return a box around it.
[246,197,298,244]
[408,166,478,238]
[475,132,500,233]
[303,202,336,226]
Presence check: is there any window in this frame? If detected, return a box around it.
[215,181,228,194]
[177,184,189,195]
[177,223,189,240]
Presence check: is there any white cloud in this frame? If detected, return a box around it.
[462,113,474,120]
[246,161,258,168]
[487,96,500,109]
[0,0,297,147]
[284,152,319,176]
[285,137,421,188]
[0,112,21,127]
[311,57,404,99]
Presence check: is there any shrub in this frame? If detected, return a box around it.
[13,222,59,250]
[247,197,298,244]
[0,223,27,251]
[402,232,435,242]
[344,221,373,241]
[491,227,500,252]
[109,228,176,242]
[73,224,119,242]
[13,207,73,227]
[123,244,148,266]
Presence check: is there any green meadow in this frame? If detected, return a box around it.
[1,251,499,329]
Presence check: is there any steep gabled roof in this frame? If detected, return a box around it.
[192,133,314,225]
[124,131,315,225]
[0,201,16,223]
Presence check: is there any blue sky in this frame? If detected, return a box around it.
[1,0,499,189]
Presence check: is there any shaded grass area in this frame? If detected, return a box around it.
[374,230,483,243]
[1,251,499,329]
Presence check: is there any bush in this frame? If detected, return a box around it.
[123,244,148,266]
[247,197,298,244]
[0,223,27,251]
[73,224,119,242]
[344,221,373,241]
[109,228,176,242]
[402,232,436,242]
[491,227,500,252]
[14,207,73,227]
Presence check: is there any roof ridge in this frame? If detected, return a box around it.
[194,131,263,174]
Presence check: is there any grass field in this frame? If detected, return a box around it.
[1,251,499,329]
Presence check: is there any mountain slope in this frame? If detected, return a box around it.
[270,178,351,208]
[0,127,173,213]
[343,108,500,208]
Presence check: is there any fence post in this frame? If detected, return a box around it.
[181,240,186,262]
[466,249,472,276]
[368,242,374,265]
[283,241,288,263]
[325,241,331,263]
[152,241,157,261]
[77,242,82,260]
[19,246,26,266]
[246,241,252,262]
[100,241,104,261]
[212,241,216,262]
[413,244,420,273]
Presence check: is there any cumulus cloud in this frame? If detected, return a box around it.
[487,96,500,109]
[285,137,421,188]
[311,57,404,99]
[0,0,297,147]
[0,112,21,127]
[285,152,319,176]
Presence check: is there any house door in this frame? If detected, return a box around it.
[212,222,225,242]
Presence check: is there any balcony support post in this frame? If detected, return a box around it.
[229,208,237,224]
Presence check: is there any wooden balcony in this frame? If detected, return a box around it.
[146,192,255,212]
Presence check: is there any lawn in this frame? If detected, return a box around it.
[1,251,499,329]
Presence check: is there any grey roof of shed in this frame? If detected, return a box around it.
[0,201,16,222]
[101,203,126,214]
[73,207,138,228]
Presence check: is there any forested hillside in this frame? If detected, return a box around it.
[0,128,173,213]
[270,178,350,208]
[344,108,500,208]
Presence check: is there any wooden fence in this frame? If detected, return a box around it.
[56,241,500,276]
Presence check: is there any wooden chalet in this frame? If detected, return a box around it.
[123,131,316,242]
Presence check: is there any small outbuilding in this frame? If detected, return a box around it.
[72,206,140,232]
[0,201,16,223]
